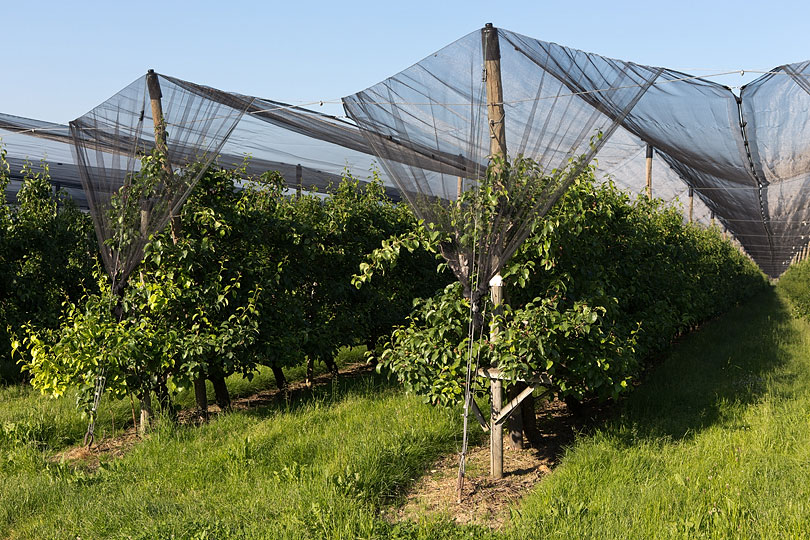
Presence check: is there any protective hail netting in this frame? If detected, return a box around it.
[7,24,810,280]
[343,26,810,278]
[344,25,663,303]
[69,73,251,292]
[0,113,88,207]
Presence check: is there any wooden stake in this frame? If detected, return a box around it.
[645,145,653,198]
[490,378,503,479]
[489,273,504,478]
[296,163,303,197]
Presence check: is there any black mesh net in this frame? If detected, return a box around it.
[0,113,86,206]
[343,25,810,278]
[69,72,251,292]
[343,26,662,300]
[6,24,810,278]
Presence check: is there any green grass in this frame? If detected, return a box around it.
[0,347,364,451]
[508,286,810,538]
[1,372,488,539]
[5,287,810,538]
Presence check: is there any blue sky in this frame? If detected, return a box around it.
[3,0,810,123]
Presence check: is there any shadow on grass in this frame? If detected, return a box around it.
[610,286,797,444]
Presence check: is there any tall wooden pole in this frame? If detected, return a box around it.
[457,154,464,200]
[296,164,303,197]
[146,70,172,173]
[645,145,653,198]
[688,187,694,223]
[483,22,507,480]
[144,69,181,429]
[483,23,507,160]
[146,70,178,243]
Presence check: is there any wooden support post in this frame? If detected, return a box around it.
[490,377,503,479]
[688,187,694,223]
[296,163,303,197]
[146,70,171,168]
[482,22,508,479]
[457,154,464,201]
[482,23,507,160]
[645,145,653,198]
[146,69,178,243]
[140,203,149,239]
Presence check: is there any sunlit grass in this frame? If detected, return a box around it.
[5,287,810,538]
[509,287,810,538]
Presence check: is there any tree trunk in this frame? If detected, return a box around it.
[194,374,208,420]
[155,376,176,421]
[521,392,542,447]
[138,390,152,437]
[506,382,525,450]
[210,372,231,410]
[305,357,314,389]
[365,340,378,368]
[324,355,339,378]
[271,365,287,392]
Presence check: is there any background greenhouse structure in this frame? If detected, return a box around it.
[5,23,810,278]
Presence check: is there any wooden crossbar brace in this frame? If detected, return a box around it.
[493,384,552,426]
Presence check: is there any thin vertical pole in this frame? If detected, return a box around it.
[457,154,464,200]
[296,164,303,197]
[645,145,653,198]
[483,22,507,480]
[143,69,180,432]
[490,377,503,479]
[146,69,177,242]
[688,187,694,223]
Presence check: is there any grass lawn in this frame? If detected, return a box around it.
[3,285,810,538]
[511,286,810,538]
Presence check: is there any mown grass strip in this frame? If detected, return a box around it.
[508,287,810,538]
[5,286,810,539]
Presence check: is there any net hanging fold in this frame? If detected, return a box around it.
[343,27,663,302]
[69,73,252,292]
